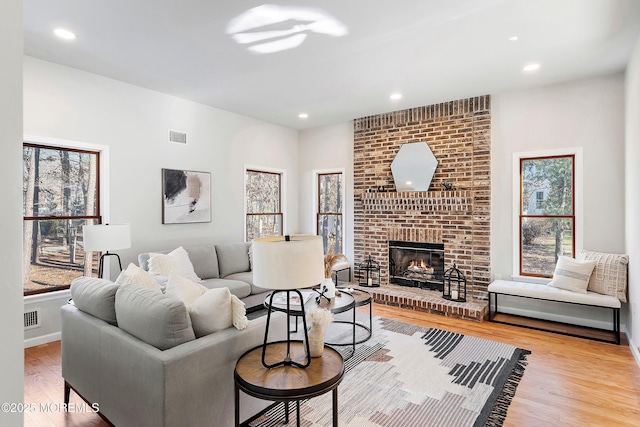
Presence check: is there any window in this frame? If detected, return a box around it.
[519,155,575,277]
[317,172,343,254]
[23,144,101,295]
[245,169,283,241]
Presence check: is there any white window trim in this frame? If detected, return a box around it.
[243,165,287,242]
[313,168,346,253]
[511,147,583,283]
[23,135,111,292]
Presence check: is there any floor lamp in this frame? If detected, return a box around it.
[252,235,324,369]
[83,224,131,278]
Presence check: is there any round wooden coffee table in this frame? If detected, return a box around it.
[234,341,344,427]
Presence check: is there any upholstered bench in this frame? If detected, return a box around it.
[488,279,621,344]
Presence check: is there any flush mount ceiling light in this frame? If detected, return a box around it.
[522,63,541,72]
[390,93,402,100]
[298,113,309,119]
[227,4,348,54]
[53,28,76,40]
[508,36,518,41]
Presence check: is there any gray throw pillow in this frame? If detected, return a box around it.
[70,277,120,325]
[115,284,196,350]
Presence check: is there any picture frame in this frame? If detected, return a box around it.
[162,168,211,224]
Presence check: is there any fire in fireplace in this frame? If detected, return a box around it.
[388,241,445,291]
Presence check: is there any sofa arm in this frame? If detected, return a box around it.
[96,311,287,427]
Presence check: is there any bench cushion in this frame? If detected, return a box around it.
[488,280,620,309]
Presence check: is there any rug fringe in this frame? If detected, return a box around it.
[483,349,531,427]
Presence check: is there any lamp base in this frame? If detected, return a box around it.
[97,252,123,279]
[262,289,311,369]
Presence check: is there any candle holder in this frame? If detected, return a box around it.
[358,255,380,287]
[442,263,466,302]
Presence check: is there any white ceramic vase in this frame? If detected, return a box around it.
[306,323,325,358]
[321,277,336,298]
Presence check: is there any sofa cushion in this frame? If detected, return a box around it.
[548,256,596,293]
[115,263,162,292]
[580,249,629,302]
[215,243,251,277]
[223,271,268,295]
[70,277,120,325]
[115,283,195,350]
[148,246,201,282]
[201,278,251,299]
[183,244,220,279]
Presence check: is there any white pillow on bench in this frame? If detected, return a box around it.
[548,256,596,293]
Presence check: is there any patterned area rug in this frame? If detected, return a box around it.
[248,316,530,427]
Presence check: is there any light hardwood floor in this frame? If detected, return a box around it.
[24,304,640,426]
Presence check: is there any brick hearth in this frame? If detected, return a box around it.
[352,284,488,322]
[352,96,491,319]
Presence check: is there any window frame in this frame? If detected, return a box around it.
[512,148,583,282]
[23,136,109,296]
[315,171,344,254]
[244,167,285,242]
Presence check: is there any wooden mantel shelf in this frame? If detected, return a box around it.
[361,190,473,212]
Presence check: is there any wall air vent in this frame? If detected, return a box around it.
[169,130,187,144]
[24,308,41,330]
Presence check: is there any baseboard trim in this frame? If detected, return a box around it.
[24,332,60,348]
[628,332,640,369]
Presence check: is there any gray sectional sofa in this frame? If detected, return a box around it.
[62,276,286,427]
[137,242,269,310]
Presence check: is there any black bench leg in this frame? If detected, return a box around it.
[64,381,71,404]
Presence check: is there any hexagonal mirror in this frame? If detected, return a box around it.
[390,142,438,192]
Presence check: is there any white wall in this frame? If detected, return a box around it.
[0,1,24,425]
[491,74,627,328]
[298,123,354,263]
[23,56,300,344]
[625,36,640,358]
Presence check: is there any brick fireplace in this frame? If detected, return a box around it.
[353,96,491,316]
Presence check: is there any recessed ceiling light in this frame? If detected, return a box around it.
[390,93,402,100]
[522,63,541,72]
[53,28,76,40]
[508,36,518,41]
[298,113,309,119]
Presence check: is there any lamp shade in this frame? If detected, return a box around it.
[252,235,324,290]
[83,224,131,252]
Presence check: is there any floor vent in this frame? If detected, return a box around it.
[24,308,41,330]
[169,129,187,144]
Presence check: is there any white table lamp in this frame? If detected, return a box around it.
[252,235,324,369]
[83,224,131,278]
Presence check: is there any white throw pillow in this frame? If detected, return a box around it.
[115,263,161,292]
[148,246,201,282]
[165,274,207,306]
[548,256,597,293]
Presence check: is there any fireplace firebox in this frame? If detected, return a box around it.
[388,241,445,291]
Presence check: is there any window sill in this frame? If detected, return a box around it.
[24,289,71,304]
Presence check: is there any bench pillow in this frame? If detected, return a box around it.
[115,283,195,350]
[70,277,120,325]
[580,250,629,303]
[548,256,596,294]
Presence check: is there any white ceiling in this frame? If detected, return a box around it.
[24,0,640,130]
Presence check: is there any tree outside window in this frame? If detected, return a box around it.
[245,169,283,241]
[317,172,343,254]
[520,155,574,277]
[23,144,100,295]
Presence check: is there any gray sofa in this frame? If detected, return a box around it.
[62,277,286,427]
[138,242,269,310]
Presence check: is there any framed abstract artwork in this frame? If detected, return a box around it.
[162,169,211,224]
